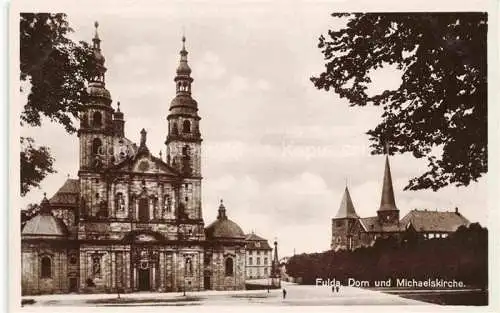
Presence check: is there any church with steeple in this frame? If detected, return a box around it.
[21,22,248,295]
[331,154,471,251]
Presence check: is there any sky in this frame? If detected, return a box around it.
[19,3,488,258]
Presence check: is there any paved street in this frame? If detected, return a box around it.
[22,282,431,306]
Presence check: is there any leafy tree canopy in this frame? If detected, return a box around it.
[20,137,55,196]
[21,13,96,133]
[20,13,96,196]
[311,13,487,191]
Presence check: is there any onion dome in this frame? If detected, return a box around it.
[176,36,192,75]
[87,21,112,104]
[22,194,68,238]
[169,36,198,116]
[205,200,245,240]
[169,95,198,116]
[92,21,105,65]
[87,82,111,100]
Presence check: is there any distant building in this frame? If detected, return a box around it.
[244,233,272,279]
[331,155,471,251]
[401,208,470,239]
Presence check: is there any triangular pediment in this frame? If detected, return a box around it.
[111,150,180,177]
[131,155,179,176]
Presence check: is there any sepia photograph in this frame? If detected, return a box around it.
[9,0,497,311]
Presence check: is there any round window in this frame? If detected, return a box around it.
[139,160,149,172]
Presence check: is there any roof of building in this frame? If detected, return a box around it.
[169,95,199,116]
[379,155,398,212]
[400,209,470,232]
[22,214,69,237]
[245,233,272,250]
[205,200,246,240]
[49,178,79,205]
[22,196,68,238]
[335,186,359,219]
[176,36,192,75]
[359,216,405,233]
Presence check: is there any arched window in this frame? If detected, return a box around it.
[69,254,78,265]
[183,120,191,133]
[81,113,88,127]
[185,257,193,276]
[115,192,125,212]
[138,197,149,222]
[164,194,172,213]
[92,255,101,277]
[92,138,102,156]
[225,257,234,276]
[172,123,178,136]
[40,256,52,278]
[153,196,158,214]
[93,111,102,128]
[182,146,192,175]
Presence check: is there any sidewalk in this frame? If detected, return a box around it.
[22,281,431,306]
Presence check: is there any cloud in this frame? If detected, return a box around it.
[227,75,250,95]
[256,79,271,91]
[111,44,160,67]
[195,51,227,81]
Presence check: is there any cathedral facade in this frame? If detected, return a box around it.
[331,155,471,251]
[21,23,247,295]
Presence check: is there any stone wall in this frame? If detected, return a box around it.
[21,243,69,295]
[208,245,246,291]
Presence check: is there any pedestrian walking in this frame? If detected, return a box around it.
[282,288,287,299]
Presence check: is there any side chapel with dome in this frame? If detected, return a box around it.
[21,22,249,295]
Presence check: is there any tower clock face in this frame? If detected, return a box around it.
[139,160,150,172]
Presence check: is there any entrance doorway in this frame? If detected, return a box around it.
[69,277,78,292]
[204,276,211,290]
[138,268,150,291]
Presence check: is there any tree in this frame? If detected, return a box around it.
[20,137,55,196]
[311,13,487,191]
[21,203,41,228]
[20,13,96,195]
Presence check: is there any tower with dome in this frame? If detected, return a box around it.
[21,22,247,295]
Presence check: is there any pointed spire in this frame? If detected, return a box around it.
[378,155,398,211]
[217,199,227,219]
[176,35,192,77]
[271,239,280,277]
[335,186,359,219]
[93,21,101,47]
[88,21,108,92]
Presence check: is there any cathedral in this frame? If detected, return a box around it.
[21,22,248,295]
[331,155,471,251]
